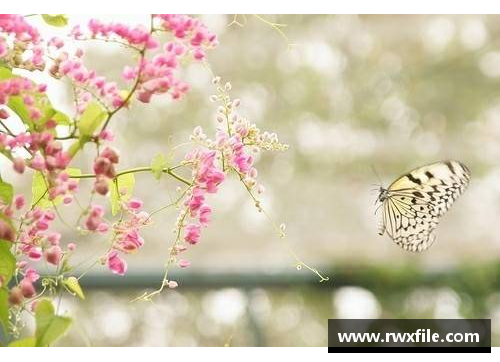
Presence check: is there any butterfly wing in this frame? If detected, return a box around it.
[381,160,471,252]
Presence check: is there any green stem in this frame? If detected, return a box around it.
[69,165,191,186]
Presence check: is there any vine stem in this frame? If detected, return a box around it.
[69,165,191,186]
[99,15,154,133]
[232,166,330,283]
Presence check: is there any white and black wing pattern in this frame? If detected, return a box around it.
[377,160,471,252]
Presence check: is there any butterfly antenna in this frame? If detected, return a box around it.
[370,164,383,187]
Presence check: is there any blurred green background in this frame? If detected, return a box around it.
[4,14,500,346]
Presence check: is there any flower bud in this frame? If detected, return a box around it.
[20,279,36,298]
[128,198,143,210]
[0,108,9,119]
[94,177,109,195]
[0,219,15,242]
[27,247,42,260]
[101,147,119,164]
[8,286,24,305]
[167,280,178,289]
[93,157,112,175]
[44,245,62,265]
[13,157,26,174]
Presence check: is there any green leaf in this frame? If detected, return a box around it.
[1,64,71,133]
[0,240,15,287]
[110,173,135,216]
[31,171,48,208]
[0,177,13,205]
[64,277,85,300]
[67,136,90,158]
[52,111,71,126]
[78,102,107,137]
[0,288,9,336]
[68,102,107,158]
[7,91,71,130]
[0,241,15,335]
[31,168,81,209]
[35,299,72,347]
[7,96,32,125]
[151,152,168,180]
[0,65,12,80]
[41,14,69,27]
[8,337,37,347]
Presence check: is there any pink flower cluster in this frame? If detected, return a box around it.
[7,262,39,305]
[18,265,40,299]
[28,135,71,172]
[228,134,254,174]
[186,148,225,193]
[48,49,124,112]
[18,207,57,261]
[92,146,119,195]
[84,204,109,233]
[4,210,75,306]
[7,200,76,293]
[0,14,40,44]
[105,198,150,275]
[126,43,190,102]
[74,19,159,50]
[1,129,77,204]
[0,77,36,108]
[153,14,218,60]
[0,15,42,68]
[180,148,224,248]
[123,14,218,102]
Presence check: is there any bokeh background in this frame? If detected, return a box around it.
[4,14,500,346]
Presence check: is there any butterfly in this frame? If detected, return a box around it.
[375,160,471,252]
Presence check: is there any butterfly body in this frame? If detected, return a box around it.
[376,160,471,252]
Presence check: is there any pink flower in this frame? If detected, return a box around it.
[186,187,204,214]
[0,14,40,43]
[100,147,119,163]
[233,154,253,174]
[199,205,212,226]
[107,251,127,276]
[117,229,144,252]
[30,153,45,171]
[190,149,225,193]
[67,243,77,251]
[14,157,26,176]
[25,267,40,282]
[178,259,191,268]
[47,232,61,245]
[94,176,109,195]
[93,157,113,176]
[27,247,42,261]
[128,198,143,210]
[48,36,64,49]
[184,223,201,244]
[85,204,108,232]
[44,245,62,265]
[122,66,137,80]
[99,129,114,141]
[167,280,178,289]
[14,195,25,210]
[97,222,109,234]
[0,108,9,119]
[20,278,36,298]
